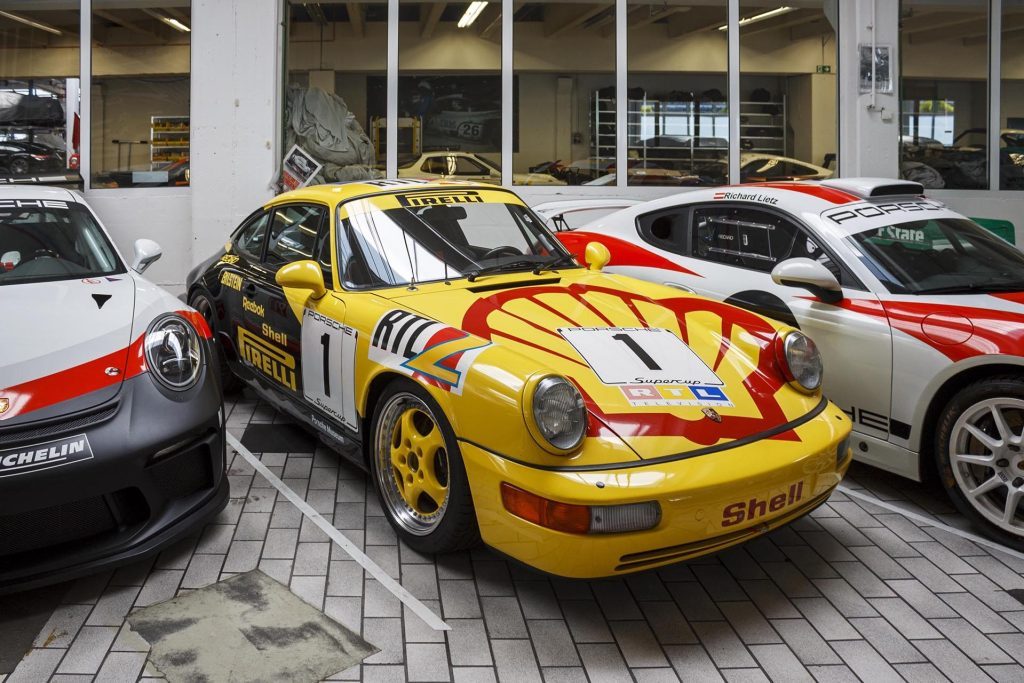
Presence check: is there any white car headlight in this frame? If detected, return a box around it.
[777,331,823,393]
[145,314,203,391]
[530,376,587,452]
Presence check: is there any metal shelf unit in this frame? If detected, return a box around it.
[150,115,189,166]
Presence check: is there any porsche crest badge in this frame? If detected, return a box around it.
[0,398,9,415]
[701,407,722,423]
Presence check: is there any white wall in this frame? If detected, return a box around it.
[188,0,281,273]
[89,191,192,292]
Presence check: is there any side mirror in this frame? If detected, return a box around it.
[771,258,843,304]
[276,260,326,299]
[585,241,611,272]
[131,239,162,274]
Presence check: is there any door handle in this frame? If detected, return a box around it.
[243,283,257,296]
[663,282,695,293]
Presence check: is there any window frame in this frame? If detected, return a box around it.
[263,201,330,271]
[231,208,272,262]
[686,202,866,290]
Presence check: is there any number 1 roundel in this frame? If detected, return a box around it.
[460,283,798,443]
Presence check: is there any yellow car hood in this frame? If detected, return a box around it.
[388,271,823,459]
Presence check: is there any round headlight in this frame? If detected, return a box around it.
[531,376,587,452]
[780,331,823,393]
[145,315,203,391]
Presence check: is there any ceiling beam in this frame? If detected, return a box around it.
[544,4,608,38]
[741,10,818,38]
[962,13,1024,45]
[902,10,979,34]
[94,9,165,41]
[346,3,364,37]
[907,16,986,44]
[420,3,444,39]
[163,7,188,23]
[630,5,689,29]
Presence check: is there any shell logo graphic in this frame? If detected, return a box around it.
[460,283,799,445]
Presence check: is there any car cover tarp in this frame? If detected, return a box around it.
[285,85,377,183]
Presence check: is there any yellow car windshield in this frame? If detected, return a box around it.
[336,192,572,289]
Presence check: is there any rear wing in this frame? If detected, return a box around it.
[819,178,924,198]
[531,199,642,232]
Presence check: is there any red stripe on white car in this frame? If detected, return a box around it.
[556,232,703,277]
[0,334,145,422]
[746,182,859,204]
[802,296,1024,362]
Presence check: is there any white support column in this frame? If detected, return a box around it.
[727,0,739,185]
[80,0,91,191]
[387,0,399,178]
[990,1,1002,191]
[615,0,627,189]
[190,0,283,268]
[501,0,512,186]
[837,0,900,178]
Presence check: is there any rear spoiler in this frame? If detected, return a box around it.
[819,178,924,198]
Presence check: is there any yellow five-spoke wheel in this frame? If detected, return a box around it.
[370,380,480,553]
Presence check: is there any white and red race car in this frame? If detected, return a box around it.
[0,186,227,593]
[551,178,1024,547]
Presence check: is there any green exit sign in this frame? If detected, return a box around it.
[816,65,832,73]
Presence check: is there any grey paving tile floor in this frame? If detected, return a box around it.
[6,391,1024,682]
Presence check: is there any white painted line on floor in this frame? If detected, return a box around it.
[836,484,1024,563]
[226,432,451,632]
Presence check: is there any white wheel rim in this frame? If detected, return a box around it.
[950,397,1024,534]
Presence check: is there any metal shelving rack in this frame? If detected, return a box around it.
[739,99,786,154]
[624,97,728,172]
[150,115,189,167]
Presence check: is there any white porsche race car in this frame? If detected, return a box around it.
[0,187,227,592]
[552,178,1024,547]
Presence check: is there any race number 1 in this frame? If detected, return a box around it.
[302,308,359,430]
[559,327,723,386]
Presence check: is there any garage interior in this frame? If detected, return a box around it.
[4,1,1024,682]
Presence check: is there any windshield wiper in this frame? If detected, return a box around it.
[466,259,539,282]
[915,282,1024,295]
[532,252,578,275]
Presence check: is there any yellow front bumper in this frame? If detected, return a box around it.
[462,401,851,578]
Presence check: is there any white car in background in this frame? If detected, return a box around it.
[554,178,1024,548]
[398,151,565,186]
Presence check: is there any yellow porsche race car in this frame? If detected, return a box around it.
[187,179,851,578]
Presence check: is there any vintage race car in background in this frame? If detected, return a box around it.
[187,179,850,578]
[0,187,227,593]
[553,178,1024,548]
[398,151,565,186]
[426,95,501,147]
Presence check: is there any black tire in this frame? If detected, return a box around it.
[368,379,480,554]
[9,157,29,176]
[935,376,1024,551]
[189,290,243,394]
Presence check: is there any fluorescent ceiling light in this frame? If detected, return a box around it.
[718,6,795,31]
[141,8,191,32]
[161,17,191,33]
[458,1,488,28]
[0,10,63,36]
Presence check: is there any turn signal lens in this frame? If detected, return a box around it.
[501,483,590,534]
[500,483,661,535]
[836,434,852,468]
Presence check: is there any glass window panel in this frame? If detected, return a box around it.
[740,1,837,184]
[398,1,501,182]
[266,204,326,267]
[1002,0,1024,190]
[513,1,614,186]
[91,2,190,188]
[286,1,385,185]
[900,0,988,190]
[627,1,727,187]
[0,1,80,186]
